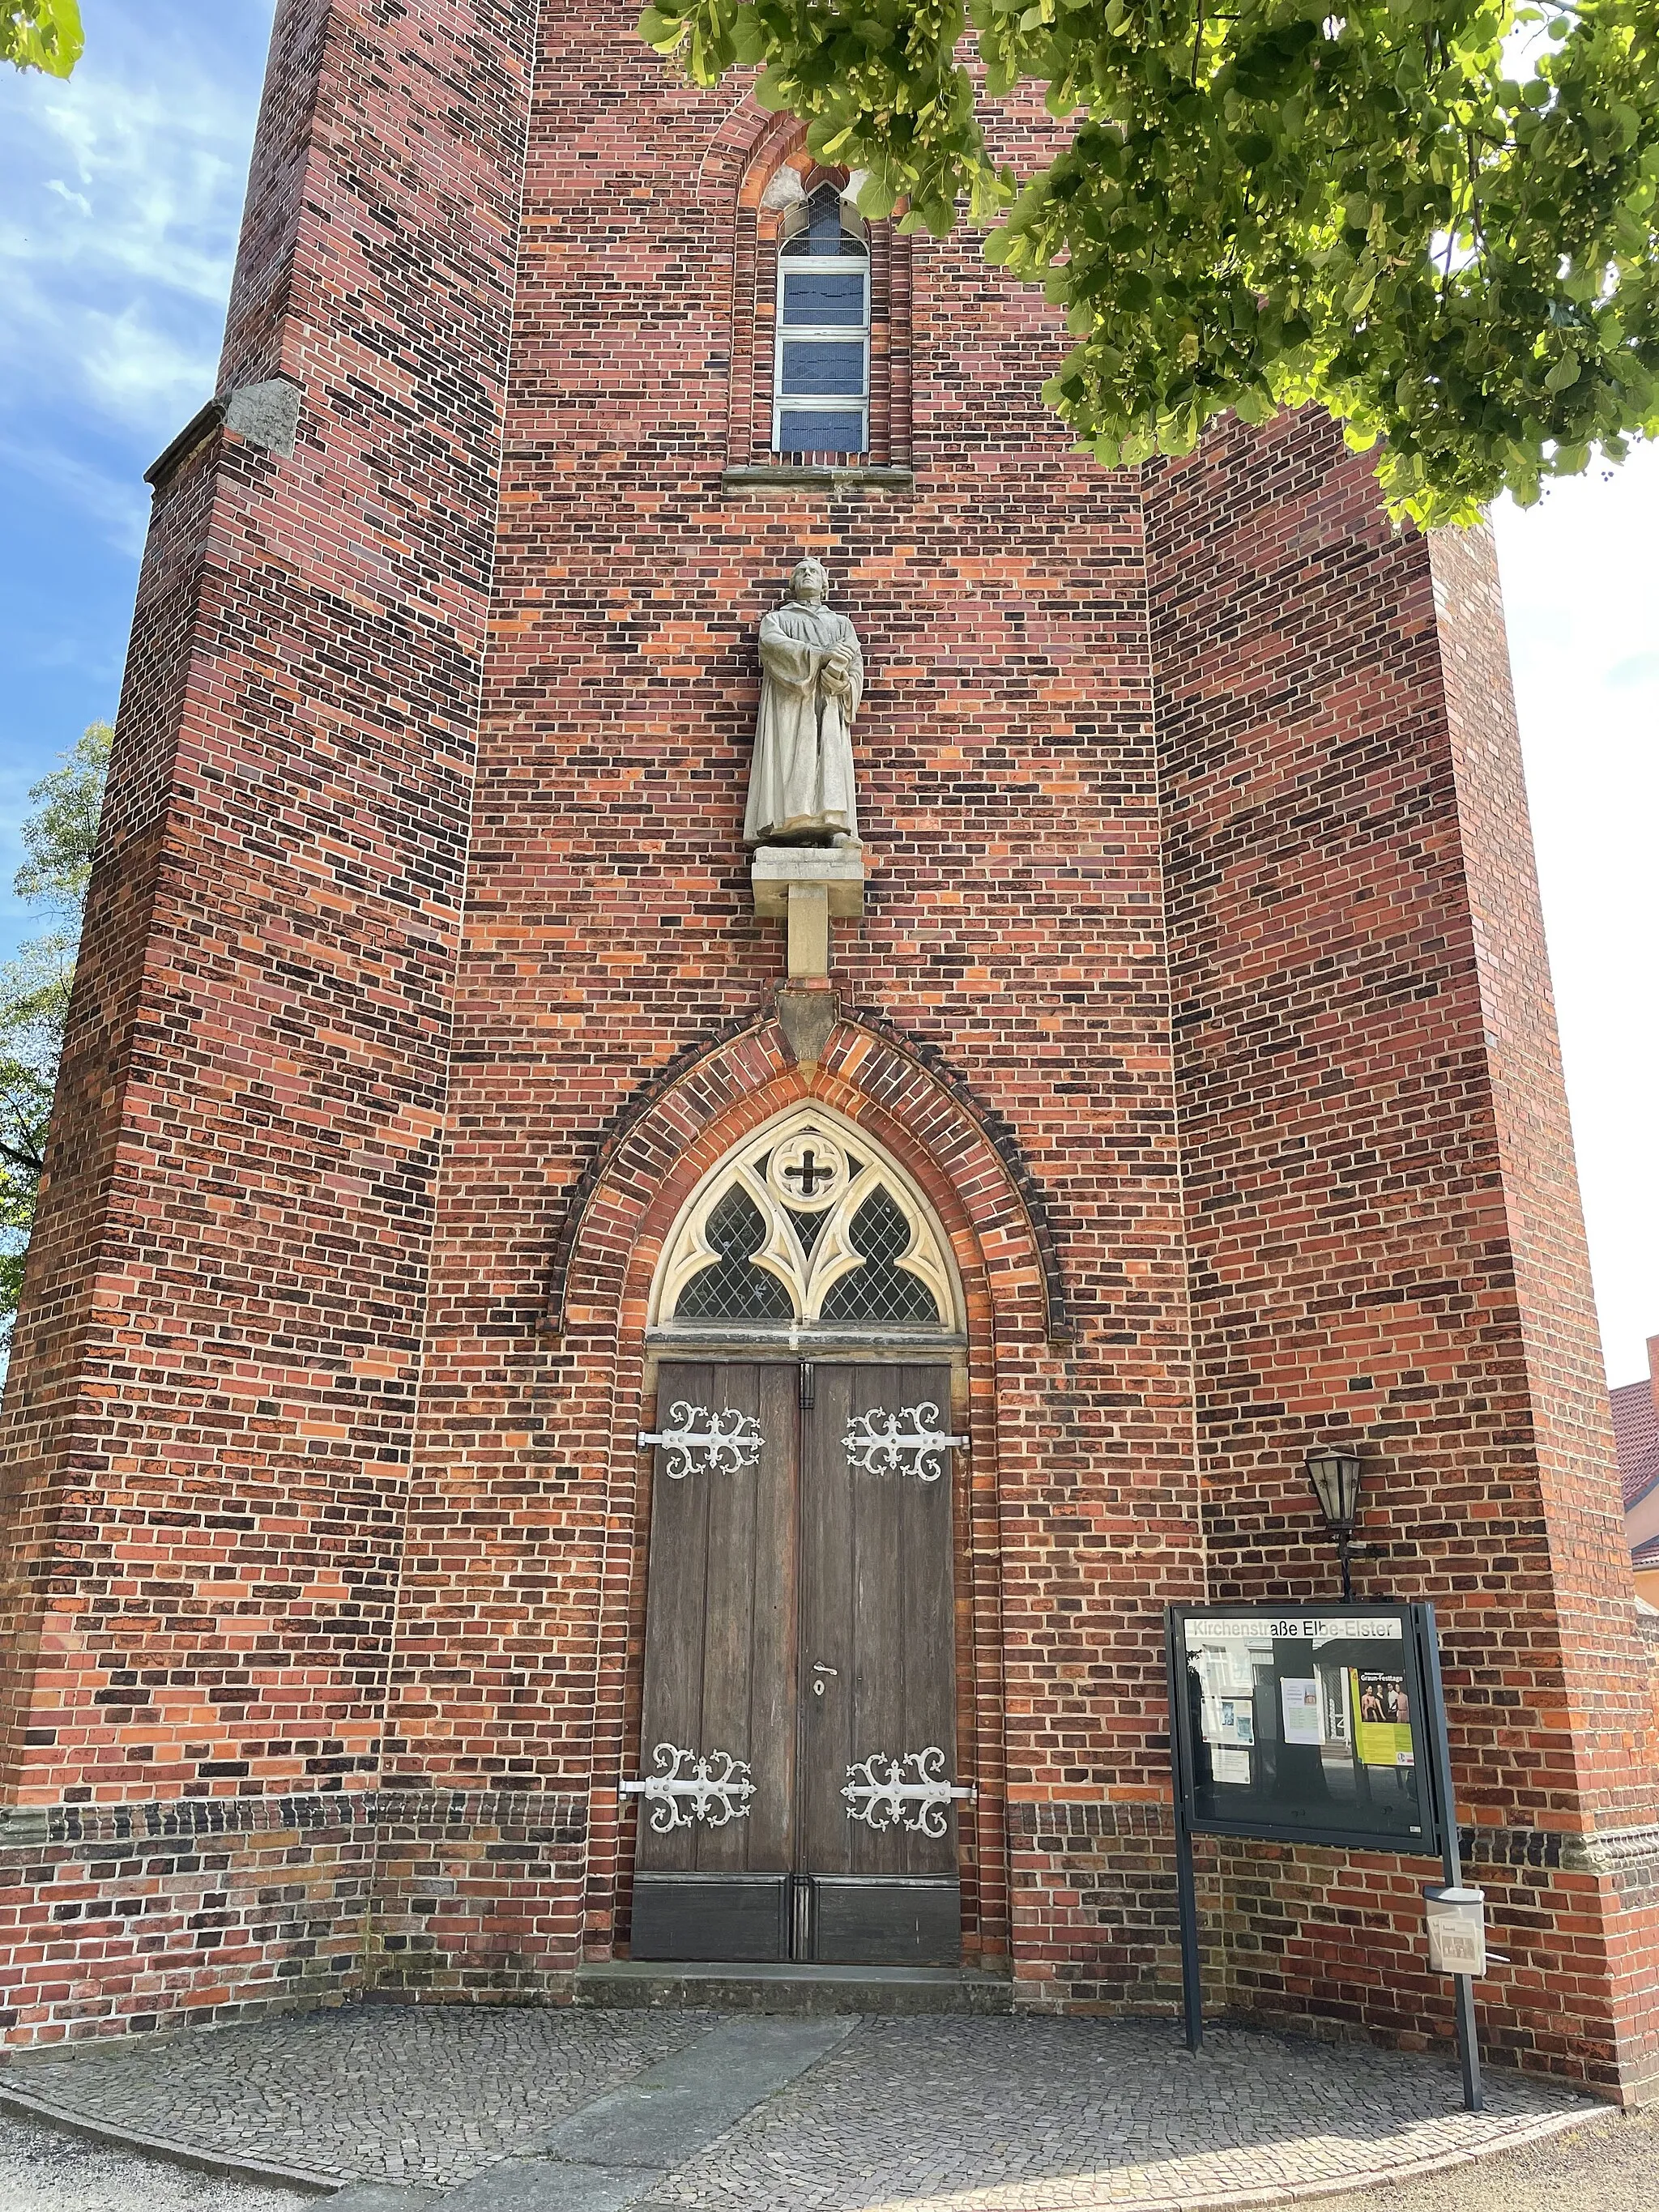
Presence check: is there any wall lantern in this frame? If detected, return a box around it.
[1305,1447,1365,1601]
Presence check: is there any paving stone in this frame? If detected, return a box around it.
[0,2004,1605,2210]
[327,2191,443,2212]
[535,2018,852,2171]
[3,2009,714,2187]
[631,2014,1601,2212]
[439,2158,663,2212]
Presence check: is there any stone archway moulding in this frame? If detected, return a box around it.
[543,1008,1071,1350]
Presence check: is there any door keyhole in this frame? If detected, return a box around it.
[812,1662,838,1698]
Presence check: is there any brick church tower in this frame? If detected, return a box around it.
[3,0,1657,2096]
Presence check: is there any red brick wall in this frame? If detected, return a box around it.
[0,0,539,2033]
[369,2,1202,1994]
[3,0,1656,2095]
[0,1800,372,2042]
[1429,520,1659,2090]
[1144,408,1659,2094]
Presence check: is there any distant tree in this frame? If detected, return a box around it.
[639,0,1659,526]
[0,722,112,1360]
[2,0,82,75]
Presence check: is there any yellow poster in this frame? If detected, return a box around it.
[1349,1667,1414,1767]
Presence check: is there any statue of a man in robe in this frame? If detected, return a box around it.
[743,558,863,849]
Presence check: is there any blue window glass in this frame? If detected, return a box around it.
[773,185,871,457]
[777,409,866,454]
[785,198,856,256]
[782,270,865,326]
[780,340,865,398]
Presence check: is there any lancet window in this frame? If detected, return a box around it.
[650,1110,960,1339]
[774,187,871,457]
[725,143,910,472]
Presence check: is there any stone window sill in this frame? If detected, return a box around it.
[722,463,915,492]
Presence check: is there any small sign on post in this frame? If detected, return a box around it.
[1426,1885,1487,1977]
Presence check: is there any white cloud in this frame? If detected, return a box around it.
[0,2,271,473]
[78,301,224,430]
[1607,651,1659,692]
[14,74,250,304]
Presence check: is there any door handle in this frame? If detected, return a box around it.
[812,1663,838,1698]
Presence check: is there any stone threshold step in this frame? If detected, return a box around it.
[574,1962,1014,2015]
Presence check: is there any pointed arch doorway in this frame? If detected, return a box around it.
[629,1106,971,1967]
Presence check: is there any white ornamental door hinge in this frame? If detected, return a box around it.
[637,1402,763,1480]
[621,1743,755,1831]
[842,1401,966,1483]
[842,1746,975,1836]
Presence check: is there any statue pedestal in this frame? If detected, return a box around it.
[751,846,864,982]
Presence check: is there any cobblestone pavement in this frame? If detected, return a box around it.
[2,2006,712,2187]
[0,2003,1609,2211]
[1309,2103,1659,2212]
[632,2016,1598,2211]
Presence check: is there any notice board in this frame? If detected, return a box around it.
[1166,1604,1444,1856]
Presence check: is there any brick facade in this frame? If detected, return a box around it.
[1144,420,1659,2089]
[2,0,1656,2099]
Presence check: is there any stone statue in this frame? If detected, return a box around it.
[744,558,863,849]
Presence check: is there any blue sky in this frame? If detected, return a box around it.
[2,1,1655,1383]
[0,0,274,905]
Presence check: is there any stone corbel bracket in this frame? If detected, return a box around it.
[145,377,303,492]
[752,846,864,984]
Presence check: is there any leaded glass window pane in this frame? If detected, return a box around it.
[653,1111,958,1336]
[819,1188,942,1324]
[777,408,865,454]
[676,1187,794,1320]
[782,270,865,324]
[774,186,868,457]
[787,1208,830,1258]
[782,197,864,258]
[780,339,865,397]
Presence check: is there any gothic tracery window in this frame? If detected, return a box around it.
[652,1110,958,1336]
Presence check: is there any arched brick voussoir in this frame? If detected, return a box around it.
[697,95,804,208]
[545,1010,1069,1349]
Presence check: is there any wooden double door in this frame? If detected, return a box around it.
[629,1358,965,1965]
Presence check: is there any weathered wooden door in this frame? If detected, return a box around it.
[629,1357,963,1964]
[629,1361,799,1959]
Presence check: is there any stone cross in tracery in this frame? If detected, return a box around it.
[782,1149,830,1200]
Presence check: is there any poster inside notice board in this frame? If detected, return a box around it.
[1167,1605,1443,1855]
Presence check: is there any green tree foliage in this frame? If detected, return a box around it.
[638,0,1659,524]
[2,0,82,75]
[0,722,112,1357]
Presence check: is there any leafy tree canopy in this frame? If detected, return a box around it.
[0,722,110,1357]
[2,0,82,76]
[16,718,113,915]
[638,0,1659,524]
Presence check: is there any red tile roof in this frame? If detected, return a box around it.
[1612,1375,1659,1511]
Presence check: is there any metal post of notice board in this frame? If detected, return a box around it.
[1164,1619,1204,2052]
[1415,1605,1482,2112]
[1164,1600,1483,2108]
